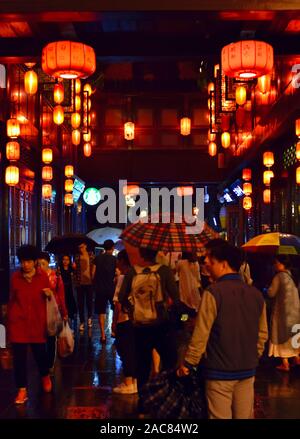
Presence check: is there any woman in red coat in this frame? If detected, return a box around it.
[8,245,53,404]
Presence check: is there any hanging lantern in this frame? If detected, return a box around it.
[72,129,81,145]
[221,131,231,148]
[53,105,64,125]
[83,129,91,142]
[65,165,74,178]
[65,179,74,192]
[6,141,20,161]
[263,151,274,167]
[207,82,214,93]
[243,182,252,195]
[208,130,216,142]
[53,83,64,104]
[208,141,217,157]
[235,86,247,106]
[257,74,271,94]
[83,142,92,157]
[71,112,81,129]
[24,70,38,95]
[42,148,53,164]
[75,95,81,111]
[180,117,191,136]
[75,78,81,94]
[42,184,52,199]
[296,167,300,185]
[222,40,274,79]
[5,166,19,186]
[263,189,271,204]
[177,186,193,197]
[64,193,74,206]
[296,142,300,160]
[83,83,92,96]
[296,119,300,137]
[124,122,135,140]
[42,41,96,79]
[7,118,20,138]
[263,170,274,185]
[122,185,140,196]
[42,166,53,181]
[242,168,252,181]
[243,196,252,210]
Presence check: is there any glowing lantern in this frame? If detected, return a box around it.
[243,182,252,195]
[75,78,81,94]
[177,186,193,197]
[180,117,191,136]
[24,70,38,95]
[222,40,274,79]
[243,196,252,210]
[65,165,74,178]
[6,141,20,161]
[221,131,231,148]
[72,129,81,145]
[235,85,247,105]
[65,179,74,192]
[42,41,96,79]
[5,166,19,186]
[83,142,92,157]
[207,82,214,93]
[263,151,274,167]
[124,122,135,140]
[263,170,274,185]
[7,118,20,138]
[53,105,64,125]
[263,189,271,204]
[257,74,271,94]
[296,119,300,137]
[42,184,52,199]
[42,148,53,164]
[71,112,81,129]
[296,142,300,160]
[83,83,92,96]
[64,193,73,206]
[83,129,91,142]
[242,168,252,181]
[297,167,300,185]
[122,185,140,196]
[53,83,64,104]
[208,130,216,142]
[42,166,53,181]
[208,141,217,157]
[75,95,81,111]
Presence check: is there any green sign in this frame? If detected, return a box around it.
[83,187,101,206]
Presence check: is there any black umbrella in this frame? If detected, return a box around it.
[45,233,98,255]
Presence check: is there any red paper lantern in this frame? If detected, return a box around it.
[42,41,96,79]
[5,166,19,186]
[235,86,247,106]
[42,184,52,199]
[222,40,273,79]
[65,165,74,178]
[243,182,252,195]
[242,168,252,181]
[42,148,53,164]
[180,117,191,136]
[83,142,92,157]
[53,83,64,104]
[42,166,53,181]
[221,131,231,149]
[263,151,274,167]
[24,70,38,95]
[64,193,74,206]
[263,189,271,204]
[208,141,217,157]
[53,105,64,125]
[6,141,20,161]
[71,112,81,129]
[243,196,252,210]
[7,118,20,138]
[257,74,271,94]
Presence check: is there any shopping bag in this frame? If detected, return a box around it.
[140,368,207,419]
[46,294,63,336]
[57,321,74,358]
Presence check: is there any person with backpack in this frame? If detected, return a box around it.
[118,247,180,404]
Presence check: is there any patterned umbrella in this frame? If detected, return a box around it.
[242,232,300,255]
[120,220,218,253]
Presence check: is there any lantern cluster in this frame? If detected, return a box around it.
[5,118,21,186]
[242,168,252,210]
[263,151,274,204]
[64,165,74,206]
[82,82,93,156]
[41,147,53,199]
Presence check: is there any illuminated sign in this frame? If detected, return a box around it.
[83,187,101,206]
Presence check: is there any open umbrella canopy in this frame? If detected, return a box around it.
[120,220,218,253]
[45,233,98,255]
[242,232,300,255]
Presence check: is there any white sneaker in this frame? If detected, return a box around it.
[87,318,92,328]
[112,383,137,394]
[79,323,84,331]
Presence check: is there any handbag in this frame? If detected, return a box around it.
[46,293,63,336]
[57,321,74,358]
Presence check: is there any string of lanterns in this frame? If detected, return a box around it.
[242,168,252,211]
[262,151,274,204]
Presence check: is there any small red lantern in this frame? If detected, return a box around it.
[180,117,191,136]
[53,105,64,125]
[222,40,274,79]
[53,83,64,104]
[42,184,52,199]
[263,151,274,168]
[263,189,271,204]
[7,118,20,138]
[296,167,300,185]
[64,193,74,206]
[296,119,300,138]
[5,165,19,186]
[242,168,252,181]
[6,141,20,161]
[257,74,271,94]
[83,129,91,143]
[221,131,231,149]
[65,179,74,193]
[296,142,300,161]
[263,170,274,185]
[83,142,92,157]
[208,141,217,157]
[72,129,81,146]
[24,70,38,95]
[124,122,135,140]
[42,166,53,181]
[243,196,252,210]
[208,130,216,142]
[243,182,252,195]
[71,112,81,129]
[42,41,96,79]
[42,148,53,164]
[235,86,247,106]
[65,165,74,178]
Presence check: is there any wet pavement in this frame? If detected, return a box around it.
[1,313,300,419]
